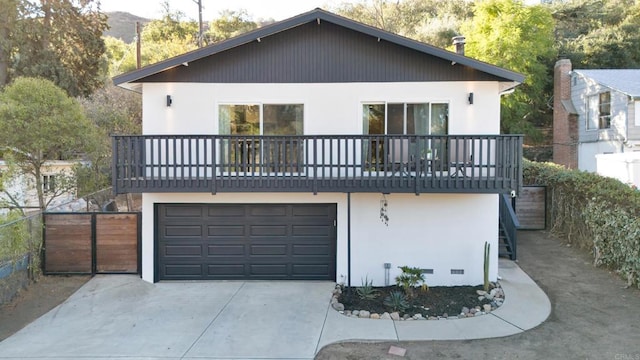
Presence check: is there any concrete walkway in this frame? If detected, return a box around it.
[0,259,549,360]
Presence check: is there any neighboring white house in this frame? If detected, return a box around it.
[0,160,78,214]
[553,59,640,173]
[112,9,524,286]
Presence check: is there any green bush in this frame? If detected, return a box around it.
[383,290,409,312]
[356,276,379,300]
[395,266,428,298]
[0,212,29,262]
[523,159,640,287]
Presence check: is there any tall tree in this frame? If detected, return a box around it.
[333,0,473,48]
[0,77,94,210]
[76,84,142,195]
[2,0,108,96]
[205,9,258,44]
[0,0,19,88]
[461,0,557,140]
[552,0,640,68]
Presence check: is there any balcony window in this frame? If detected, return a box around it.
[218,104,304,172]
[362,103,448,168]
[587,92,611,130]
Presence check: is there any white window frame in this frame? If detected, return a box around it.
[42,174,55,193]
[586,92,612,131]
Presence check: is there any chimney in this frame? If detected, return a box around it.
[452,36,465,55]
[553,59,578,169]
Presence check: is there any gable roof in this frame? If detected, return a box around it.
[113,8,524,91]
[574,69,640,98]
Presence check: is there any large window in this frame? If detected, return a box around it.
[587,92,611,130]
[362,103,448,136]
[219,104,303,135]
[218,104,304,172]
[362,102,448,168]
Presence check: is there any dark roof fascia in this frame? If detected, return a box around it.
[113,8,525,87]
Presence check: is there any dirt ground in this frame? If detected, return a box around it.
[316,231,640,360]
[0,275,90,341]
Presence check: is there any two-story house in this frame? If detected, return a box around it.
[554,59,640,173]
[112,9,523,286]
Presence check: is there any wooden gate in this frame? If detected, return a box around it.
[516,186,546,230]
[43,212,140,275]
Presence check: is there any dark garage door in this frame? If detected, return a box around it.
[157,203,337,281]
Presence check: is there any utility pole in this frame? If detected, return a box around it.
[193,0,203,47]
[135,21,141,69]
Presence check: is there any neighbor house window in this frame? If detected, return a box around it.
[42,175,55,192]
[587,92,611,130]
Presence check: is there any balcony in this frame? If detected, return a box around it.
[112,134,523,195]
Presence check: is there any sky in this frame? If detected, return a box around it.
[99,0,347,21]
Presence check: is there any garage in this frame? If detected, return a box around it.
[156,203,337,281]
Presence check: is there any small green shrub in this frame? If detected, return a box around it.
[356,276,379,300]
[383,290,409,312]
[395,266,428,298]
[0,211,29,262]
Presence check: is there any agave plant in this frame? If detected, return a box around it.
[383,290,409,312]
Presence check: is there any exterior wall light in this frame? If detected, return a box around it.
[166,95,172,107]
[468,92,474,105]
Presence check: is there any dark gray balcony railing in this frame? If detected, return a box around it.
[112,134,523,195]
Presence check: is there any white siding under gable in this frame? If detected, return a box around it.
[142,82,502,136]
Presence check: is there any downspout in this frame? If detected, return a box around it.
[347,192,351,287]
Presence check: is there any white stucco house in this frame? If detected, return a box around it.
[0,160,78,214]
[553,59,640,174]
[112,9,524,286]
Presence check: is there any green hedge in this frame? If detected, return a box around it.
[523,160,640,288]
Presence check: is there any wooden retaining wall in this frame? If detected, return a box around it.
[43,213,140,275]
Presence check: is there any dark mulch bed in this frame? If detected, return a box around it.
[338,285,494,318]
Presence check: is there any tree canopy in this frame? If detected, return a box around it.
[461,0,557,138]
[76,84,142,195]
[552,0,640,68]
[0,77,95,210]
[0,0,109,97]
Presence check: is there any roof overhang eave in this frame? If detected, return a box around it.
[499,81,522,94]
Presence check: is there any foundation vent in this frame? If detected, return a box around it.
[421,269,434,274]
[450,269,465,275]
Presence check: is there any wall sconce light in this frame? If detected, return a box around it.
[468,92,474,105]
[166,95,172,107]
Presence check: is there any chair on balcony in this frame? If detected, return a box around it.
[449,138,472,177]
[388,138,410,176]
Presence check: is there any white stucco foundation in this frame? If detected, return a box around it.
[141,192,498,286]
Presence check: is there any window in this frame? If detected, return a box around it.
[42,175,55,192]
[362,103,448,136]
[587,92,611,130]
[362,102,449,168]
[218,104,304,172]
[219,104,303,135]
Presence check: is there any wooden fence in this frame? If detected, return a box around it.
[516,186,546,230]
[43,213,140,275]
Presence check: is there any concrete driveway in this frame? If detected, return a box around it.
[0,261,548,359]
[0,277,336,359]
